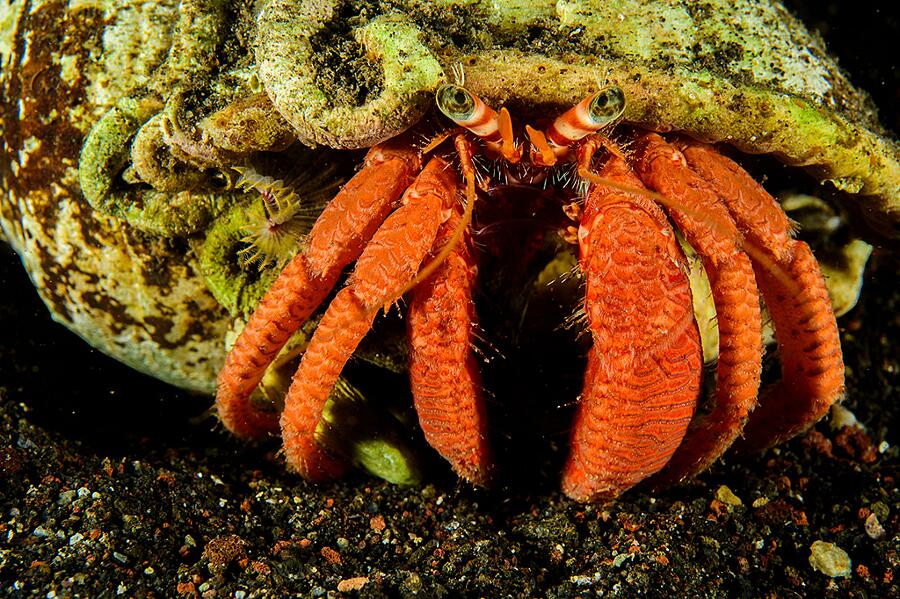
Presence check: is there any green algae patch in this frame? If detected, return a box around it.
[79,100,238,237]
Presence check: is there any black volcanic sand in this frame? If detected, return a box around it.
[1,243,899,598]
[3,0,900,596]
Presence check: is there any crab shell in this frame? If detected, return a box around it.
[0,0,897,395]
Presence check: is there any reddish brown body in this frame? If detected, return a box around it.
[214,86,845,501]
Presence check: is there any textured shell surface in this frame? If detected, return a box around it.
[0,0,897,393]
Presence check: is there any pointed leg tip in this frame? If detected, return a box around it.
[457,464,494,489]
[561,470,627,503]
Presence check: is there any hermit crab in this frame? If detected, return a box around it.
[217,75,848,500]
[1,0,898,501]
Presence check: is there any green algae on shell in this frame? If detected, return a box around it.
[0,0,234,394]
[257,0,899,237]
[79,98,241,236]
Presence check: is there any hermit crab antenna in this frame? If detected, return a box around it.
[451,62,465,86]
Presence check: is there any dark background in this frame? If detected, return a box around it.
[786,0,899,134]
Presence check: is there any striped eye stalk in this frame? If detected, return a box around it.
[436,84,493,137]
[435,84,521,162]
[527,86,626,167]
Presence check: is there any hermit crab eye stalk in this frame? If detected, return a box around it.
[587,85,626,126]
[531,85,628,162]
[435,83,507,147]
[436,84,477,122]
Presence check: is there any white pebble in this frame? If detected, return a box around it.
[809,540,851,578]
[829,405,862,430]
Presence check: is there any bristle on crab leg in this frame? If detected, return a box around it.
[562,156,702,502]
[279,157,462,480]
[215,142,420,439]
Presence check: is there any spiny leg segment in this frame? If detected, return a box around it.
[216,141,420,439]
[280,157,463,480]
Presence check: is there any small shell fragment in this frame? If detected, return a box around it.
[809,540,852,578]
[864,513,886,540]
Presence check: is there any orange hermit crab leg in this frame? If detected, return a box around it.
[408,136,492,485]
[680,144,844,453]
[408,203,491,485]
[737,243,845,451]
[215,140,421,439]
[630,133,765,485]
[279,157,462,480]
[562,155,703,502]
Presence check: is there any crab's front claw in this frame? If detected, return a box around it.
[562,155,702,502]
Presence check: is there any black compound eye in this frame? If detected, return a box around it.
[588,85,626,126]
[436,84,476,121]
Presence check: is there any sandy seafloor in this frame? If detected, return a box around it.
[1,0,899,597]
